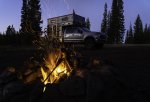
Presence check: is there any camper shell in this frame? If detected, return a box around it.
[47,12,86,38]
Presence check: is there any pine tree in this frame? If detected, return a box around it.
[126,22,133,43]
[106,11,111,42]
[134,14,143,43]
[125,30,129,43]
[20,0,29,33]
[20,0,42,45]
[143,24,148,43]
[28,0,42,42]
[118,0,125,43]
[143,24,150,43]
[85,18,91,30]
[6,25,16,35]
[108,0,125,44]
[108,0,119,43]
[101,3,107,33]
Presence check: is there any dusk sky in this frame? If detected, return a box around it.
[0,0,150,33]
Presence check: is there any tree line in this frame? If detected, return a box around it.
[0,0,150,45]
[0,0,42,45]
[0,25,20,45]
[125,15,150,44]
[101,0,150,44]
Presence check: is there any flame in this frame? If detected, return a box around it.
[41,49,72,92]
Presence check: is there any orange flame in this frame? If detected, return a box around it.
[41,49,72,92]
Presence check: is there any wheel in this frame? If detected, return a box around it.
[84,38,95,49]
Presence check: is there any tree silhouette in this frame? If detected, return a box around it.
[118,0,125,43]
[143,24,150,43]
[134,14,143,43]
[101,3,108,34]
[125,22,134,43]
[85,18,91,30]
[20,0,42,45]
[108,0,125,44]
[6,25,16,35]
[108,0,119,43]
[106,11,111,43]
[28,0,42,43]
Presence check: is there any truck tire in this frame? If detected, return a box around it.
[84,38,95,49]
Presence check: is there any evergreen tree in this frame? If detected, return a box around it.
[6,25,16,35]
[108,0,119,43]
[143,24,148,43]
[125,30,129,43]
[20,0,42,45]
[126,22,134,43]
[85,18,91,30]
[20,0,29,33]
[101,3,108,33]
[144,24,150,43]
[20,0,30,44]
[106,11,111,42]
[28,0,42,34]
[108,0,125,44]
[134,14,143,43]
[118,0,125,43]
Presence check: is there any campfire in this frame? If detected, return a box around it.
[40,48,72,91]
[32,35,75,92]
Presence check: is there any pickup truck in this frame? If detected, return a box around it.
[61,27,106,49]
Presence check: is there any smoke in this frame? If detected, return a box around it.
[63,0,70,10]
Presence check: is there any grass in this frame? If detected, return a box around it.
[0,45,35,70]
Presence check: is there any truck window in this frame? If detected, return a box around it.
[82,28,91,32]
[77,29,83,34]
[65,28,76,34]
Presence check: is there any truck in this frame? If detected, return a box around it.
[47,11,106,49]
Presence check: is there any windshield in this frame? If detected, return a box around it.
[82,28,91,32]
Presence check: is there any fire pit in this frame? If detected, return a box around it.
[40,48,72,91]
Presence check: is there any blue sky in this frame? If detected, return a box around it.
[0,0,150,33]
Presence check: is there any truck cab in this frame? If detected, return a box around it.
[63,27,106,48]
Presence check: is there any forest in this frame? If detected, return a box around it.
[0,0,150,45]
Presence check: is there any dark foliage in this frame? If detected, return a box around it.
[134,14,143,43]
[85,18,91,30]
[101,3,108,34]
[0,25,21,45]
[107,0,125,44]
[20,0,42,45]
[125,22,134,43]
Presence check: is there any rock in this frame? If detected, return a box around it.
[0,70,18,85]
[40,83,86,102]
[59,76,86,96]
[3,81,25,101]
[29,82,44,102]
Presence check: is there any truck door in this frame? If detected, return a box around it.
[73,28,84,41]
[64,27,75,42]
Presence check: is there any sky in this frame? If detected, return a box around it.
[0,0,150,33]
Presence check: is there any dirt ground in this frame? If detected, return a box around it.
[0,44,150,102]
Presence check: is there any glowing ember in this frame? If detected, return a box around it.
[40,49,72,92]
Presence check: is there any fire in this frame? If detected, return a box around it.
[40,49,72,91]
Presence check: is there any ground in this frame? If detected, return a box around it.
[0,44,150,102]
